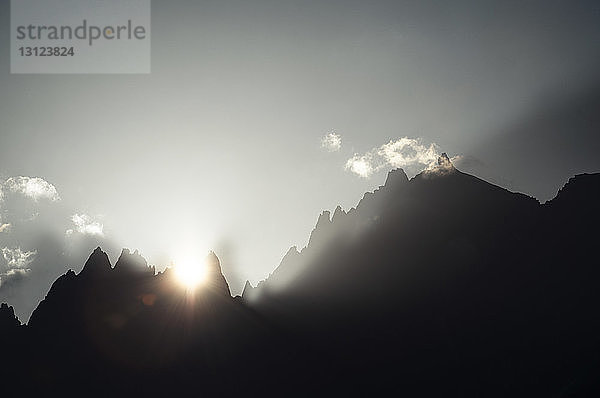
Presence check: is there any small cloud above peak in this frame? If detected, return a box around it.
[69,213,104,236]
[379,138,439,169]
[345,153,374,178]
[346,137,442,178]
[321,132,342,152]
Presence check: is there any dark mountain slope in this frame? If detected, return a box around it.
[19,249,289,396]
[0,159,598,397]
[0,302,20,329]
[246,155,540,308]
[244,157,600,396]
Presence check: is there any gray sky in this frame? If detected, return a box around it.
[1,0,600,320]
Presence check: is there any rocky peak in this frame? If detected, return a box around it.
[420,152,455,178]
[384,168,409,187]
[205,251,231,296]
[242,280,254,298]
[282,245,300,261]
[114,248,154,275]
[332,205,346,222]
[0,303,21,329]
[308,211,333,246]
[439,152,451,165]
[437,153,455,171]
[316,210,332,228]
[79,247,112,277]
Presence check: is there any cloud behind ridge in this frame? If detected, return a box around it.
[346,137,440,178]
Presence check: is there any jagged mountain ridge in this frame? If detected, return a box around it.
[1,247,286,396]
[28,247,244,347]
[238,156,600,395]
[0,302,20,329]
[244,154,541,305]
[1,156,599,396]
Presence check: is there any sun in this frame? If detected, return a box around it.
[173,255,208,290]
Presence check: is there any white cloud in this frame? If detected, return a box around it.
[4,268,29,277]
[1,247,36,270]
[378,138,439,169]
[345,154,375,178]
[321,132,342,152]
[4,176,60,202]
[69,213,104,236]
[346,137,441,178]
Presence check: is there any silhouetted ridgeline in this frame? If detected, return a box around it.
[1,156,599,396]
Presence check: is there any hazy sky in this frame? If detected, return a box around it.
[1,0,600,320]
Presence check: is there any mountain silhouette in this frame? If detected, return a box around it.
[0,302,20,330]
[245,154,540,306]
[1,156,599,396]
[243,155,600,396]
[10,247,287,396]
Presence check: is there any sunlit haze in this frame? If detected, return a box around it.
[1,1,599,396]
[1,1,599,323]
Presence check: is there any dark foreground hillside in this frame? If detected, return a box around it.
[2,156,599,397]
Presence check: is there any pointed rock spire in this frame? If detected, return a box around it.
[281,245,300,262]
[242,280,254,299]
[205,251,231,296]
[0,303,21,329]
[332,205,346,222]
[385,168,409,187]
[437,153,454,169]
[79,247,112,277]
[316,210,332,227]
[309,211,332,246]
[419,152,455,178]
[114,248,153,275]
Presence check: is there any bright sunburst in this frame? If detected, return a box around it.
[173,255,208,290]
